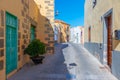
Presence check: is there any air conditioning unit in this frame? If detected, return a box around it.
[115,30,120,40]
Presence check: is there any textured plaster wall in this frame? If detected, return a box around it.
[84,0,120,79]
[84,0,120,50]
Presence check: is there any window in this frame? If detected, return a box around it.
[30,25,35,41]
[88,26,91,42]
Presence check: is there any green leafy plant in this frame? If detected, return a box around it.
[24,39,46,57]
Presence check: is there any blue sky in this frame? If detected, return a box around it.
[55,0,85,27]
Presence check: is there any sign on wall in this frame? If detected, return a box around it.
[115,30,120,40]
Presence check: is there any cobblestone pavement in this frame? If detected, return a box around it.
[8,43,118,80]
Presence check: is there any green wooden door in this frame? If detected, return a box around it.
[30,26,35,41]
[6,12,18,74]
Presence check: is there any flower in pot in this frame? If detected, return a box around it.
[24,39,46,64]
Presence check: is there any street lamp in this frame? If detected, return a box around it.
[55,10,59,16]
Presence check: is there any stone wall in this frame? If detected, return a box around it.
[0,0,55,79]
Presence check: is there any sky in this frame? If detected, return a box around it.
[55,0,85,27]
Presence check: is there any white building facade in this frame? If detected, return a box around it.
[70,26,84,44]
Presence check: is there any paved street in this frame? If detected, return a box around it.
[8,43,118,80]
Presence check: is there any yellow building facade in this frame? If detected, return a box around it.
[0,0,54,80]
[84,0,120,79]
[55,20,70,43]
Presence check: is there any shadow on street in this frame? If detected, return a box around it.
[8,43,74,80]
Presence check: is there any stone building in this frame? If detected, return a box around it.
[54,20,70,43]
[34,0,55,53]
[84,0,120,79]
[0,0,54,80]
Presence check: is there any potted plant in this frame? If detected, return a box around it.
[24,39,46,64]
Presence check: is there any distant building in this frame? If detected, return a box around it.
[54,20,70,43]
[70,26,84,44]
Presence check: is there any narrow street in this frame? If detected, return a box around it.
[9,43,117,80]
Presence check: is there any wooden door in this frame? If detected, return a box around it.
[106,15,112,68]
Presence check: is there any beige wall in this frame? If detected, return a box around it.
[84,0,120,51]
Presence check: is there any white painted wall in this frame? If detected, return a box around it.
[70,26,84,44]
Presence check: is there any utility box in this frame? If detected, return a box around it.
[115,30,120,40]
